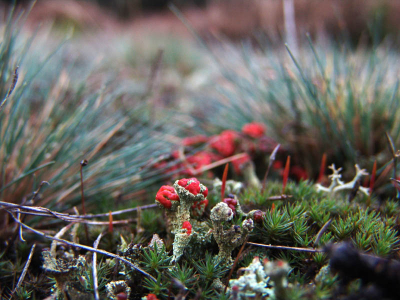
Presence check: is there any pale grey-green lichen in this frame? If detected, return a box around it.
[42,250,87,299]
[213,178,244,195]
[229,257,273,298]
[228,257,291,300]
[210,202,254,266]
[105,280,131,300]
[315,164,369,196]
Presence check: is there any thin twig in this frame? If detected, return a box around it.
[78,204,157,218]
[93,233,104,300]
[13,212,133,225]
[247,242,322,253]
[8,212,156,282]
[266,195,293,201]
[51,223,75,256]
[17,212,25,242]
[197,153,248,175]
[0,201,154,222]
[30,181,50,204]
[8,243,35,300]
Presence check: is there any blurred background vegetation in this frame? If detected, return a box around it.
[0,0,399,215]
[1,0,400,298]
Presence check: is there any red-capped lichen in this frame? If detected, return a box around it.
[156,178,209,262]
[242,122,265,138]
[191,199,209,217]
[176,178,208,199]
[155,185,179,209]
[210,130,237,157]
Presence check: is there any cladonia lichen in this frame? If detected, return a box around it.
[228,257,290,299]
[315,164,369,196]
[155,177,208,262]
[210,202,254,266]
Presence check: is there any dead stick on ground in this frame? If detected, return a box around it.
[8,212,156,282]
[93,233,104,300]
[0,201,157,220]
[247,242,322,253]
[9,243,36,300]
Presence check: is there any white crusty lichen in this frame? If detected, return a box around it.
[315,164,369,196]
[229,257,273,298]
[213,178,244,196]
[210,202,254,266]
[105,280,131,300]
[228,257,290,299]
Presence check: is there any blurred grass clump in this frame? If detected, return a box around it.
[190,38,400,188]
[0,8,186,218]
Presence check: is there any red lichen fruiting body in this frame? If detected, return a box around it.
[186,151,214,175]
[155,185,179,209]
[210,130,237,157]
[182,221,192,235]
[242,122,265,138]
[202,186,208,197]
[178,177,208,196]
[192,198,209,210]
[191,199,209,216]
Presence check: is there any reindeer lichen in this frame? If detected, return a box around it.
[315,164,369,196]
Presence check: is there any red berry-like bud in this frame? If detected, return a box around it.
[223,198,237,214]
[146,294,159,300]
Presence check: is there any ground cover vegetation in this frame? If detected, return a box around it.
[1,3,400,300]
